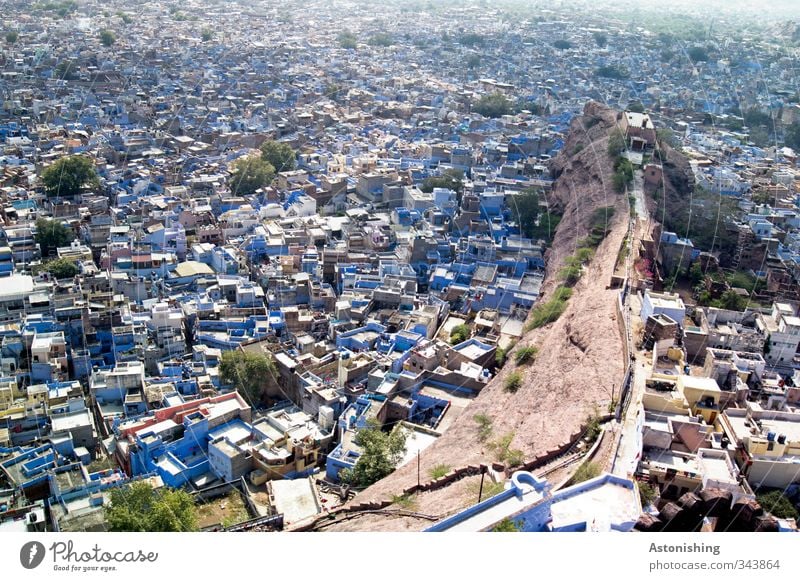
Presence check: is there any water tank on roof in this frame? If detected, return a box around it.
[767,432,776,442]
[778,434,787,445]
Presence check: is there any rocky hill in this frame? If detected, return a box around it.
[317,102,630,531]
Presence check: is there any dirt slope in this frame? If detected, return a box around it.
[320,102,628,531]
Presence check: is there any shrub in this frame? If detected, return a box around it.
[495,346,508,367]
[449,323,471,345]
[391,493,418,510]
[429,464,451,479]
[637,481,659,508]
[474,413,493,442]
[490,433,524,467]
[514,346,538,366]
[585,412,602,443]
[757,490,799,520]
[572,461,601,484]
[505,372,522,393]
[525,286,572,330]
[492,517,522,532]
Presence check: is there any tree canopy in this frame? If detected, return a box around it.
[509,188,541,239]
[420,168,464,194]
[41,156,98,197]
[105,481,198,532]
[219,349,277,405]
[473,92,514,118]
[340,421,407,488]
[5,31,18,44]
[54,59,79,80]
[35,217,74,257]
[449,324,471,345]
[37,257,78,279]
[228,156,275,196]
[99,29,115,46]
[259,140,296,173]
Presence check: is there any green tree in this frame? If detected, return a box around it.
[785,121,800,150]
[627,101,645,113]
[38,258,78,279]
[41,155,98,198]
[35,217,74,257]
[688,261,704,285]
[368,33,394,47]
[607,130,626,157]
[473,92,513,118]
[201,29,213,42]
[105,481,198,532]
[99,29,115,46]
[687,46,709,62]
[229,156,275,196]
[421,169,464,194]
[756,490,799,520]
[593,32,607,47]
[339,31,358,49]
[54,59,79,80]
[492,517,523,532]
[638,481,659,508]
[509,188,540,238]
[595,65,629,79]
[259,140,296,173]
[449,323,470,345]
[340,422,407,487]
[553,39,572,50]
[572,461,601,484]
[219,350,276,404]
[5,31,18,44]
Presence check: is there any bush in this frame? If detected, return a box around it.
[474,413,493,442]
[99,29,115,46]
[391,493,418,510]
[492,517,522,532]
[429,464,451,479]
[449,323,471,345]
[505,372,522,393]
[489,433,524,466]
[473,92,513,118]
[495,346,507,367]
[585,412,602,443]
[525,286,572,330]
[638,481,659,508]
[756,490,800,520]
[571,461,601,484]
[514,346,538,366]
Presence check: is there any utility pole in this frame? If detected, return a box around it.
[417,449,420,488]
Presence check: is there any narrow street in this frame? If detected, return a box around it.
[610,169,651,477]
